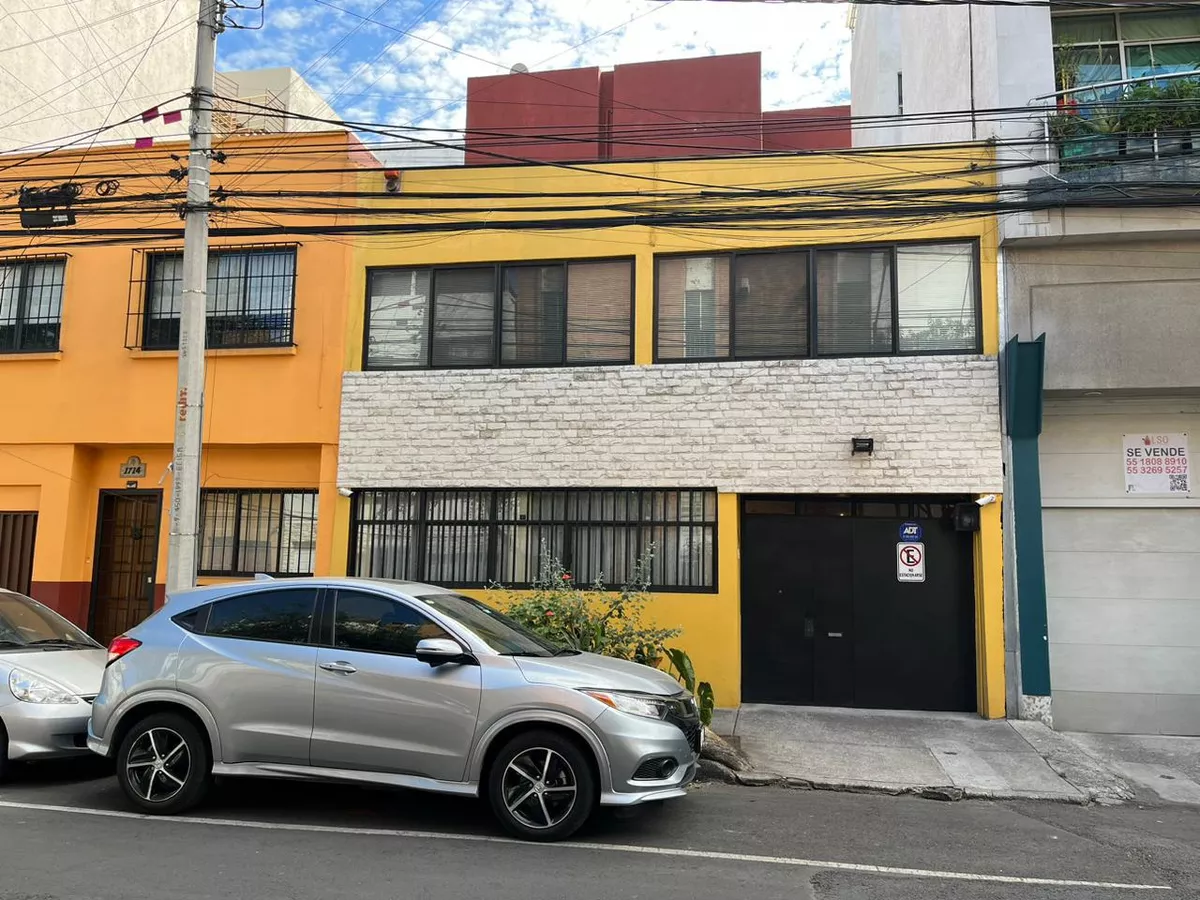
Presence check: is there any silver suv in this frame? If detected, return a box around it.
[87,578,699,841]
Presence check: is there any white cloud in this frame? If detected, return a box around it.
[218,0,852,137]
[273,7,306,30]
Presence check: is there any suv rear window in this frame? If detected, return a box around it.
[202,588,318,645]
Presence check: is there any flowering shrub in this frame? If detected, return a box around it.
[493,548,680,666]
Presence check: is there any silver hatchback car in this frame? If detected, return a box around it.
[1,590,106,779]
[88,577,699,840]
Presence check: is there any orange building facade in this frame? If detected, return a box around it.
[0,131,366,642]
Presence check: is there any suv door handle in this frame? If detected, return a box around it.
[319,661,357,675]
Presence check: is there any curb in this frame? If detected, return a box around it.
[696,764,1092,805]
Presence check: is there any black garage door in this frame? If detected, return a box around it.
[740,496,976,712]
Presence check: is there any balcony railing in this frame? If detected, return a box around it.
[1035,69,1200,167]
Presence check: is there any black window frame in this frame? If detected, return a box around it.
[348,488,719,593]
[141,245,298,351]
[652,238,983,363]
[197,488,319,578]
[362,256,636,371]
[0,256,67,354]
[323,587,454,658]
[192,586,321,647]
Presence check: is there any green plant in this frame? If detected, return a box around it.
[1083,104,1124,135]
[1163,77,1200,130]
[1048,112,1088,143]
[1053,45,1084,95]
[665,647,715,728]
[1120,82,1173,135]
[494,547,680,666]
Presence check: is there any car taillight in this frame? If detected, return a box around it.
[106,636,141,666]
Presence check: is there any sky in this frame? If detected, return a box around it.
[216,0,853,140]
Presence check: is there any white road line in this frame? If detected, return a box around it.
[0,799,1171,892]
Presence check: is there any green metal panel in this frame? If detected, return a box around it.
[1006,336,1051,697]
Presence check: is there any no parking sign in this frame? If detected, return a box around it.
[896,542,925,583]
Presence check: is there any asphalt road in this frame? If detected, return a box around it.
[0,758,1198,900]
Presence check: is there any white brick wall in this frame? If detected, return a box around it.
[338,356,1003,494]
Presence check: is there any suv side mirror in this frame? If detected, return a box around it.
[416,638,470,667]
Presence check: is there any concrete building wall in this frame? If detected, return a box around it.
[0,0,197,152]
[1006,240,1200,392]
[849,4,902,147]
[850,0,1055,227]
[338,356,1002,494]
[220,67,342,133]
[1040,397,1200,735]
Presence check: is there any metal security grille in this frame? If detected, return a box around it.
[198,489,317,576]
[655,241,980,362]
[0,258,66,353]
[350,489,717,591]
[129,246,297,350]
[0,512,37,594]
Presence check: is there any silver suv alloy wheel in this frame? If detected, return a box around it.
[124,727,191,804]
[502,747,578,830]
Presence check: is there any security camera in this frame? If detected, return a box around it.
[337,487,353,498]
[975,494,997,506]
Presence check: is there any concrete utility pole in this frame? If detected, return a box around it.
[166,0,221,596]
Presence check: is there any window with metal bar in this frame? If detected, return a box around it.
[364,258,633,370]
[655,241,979,361]
[350,488,717,591]
[144,247,296,349]
[0,259,65,353]
[198,489,317,577]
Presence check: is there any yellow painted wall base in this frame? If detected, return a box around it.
[974,498,1007,718]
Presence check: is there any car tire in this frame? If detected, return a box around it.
[487,729,596,842]
[0,719,9,784]
[115,712,211,815]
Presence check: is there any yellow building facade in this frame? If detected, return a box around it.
[333,151,1006,716]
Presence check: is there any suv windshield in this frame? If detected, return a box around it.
[418,592,566,657]
[0,591,100,649]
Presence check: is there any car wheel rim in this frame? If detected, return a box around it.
[125,727,190,803]
[502,747,578,830]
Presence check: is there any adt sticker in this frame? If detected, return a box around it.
[899,521,923,542]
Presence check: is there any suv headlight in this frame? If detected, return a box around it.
[581,689,669,720]
[8,668,79,704]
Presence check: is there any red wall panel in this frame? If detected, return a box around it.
[609,53,763,159]
[763,105,851,152]
[465,67,602,165]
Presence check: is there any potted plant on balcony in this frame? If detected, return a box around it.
[1074,103,1124,161]
[1164,75,1200,154]
[1049,110,1091,161]
[1120,82,1172,157]
[1053,46,1084,111]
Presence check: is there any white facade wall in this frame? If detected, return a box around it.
[220,68,343,133]
[0,0,197,152]
[338,356,1003,494]
[0,7,337,153]
[1041,398,1200,735]
[850,0,1056,240]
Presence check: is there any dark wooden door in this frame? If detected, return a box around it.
[0,512,37,594]
[91,492,161,644]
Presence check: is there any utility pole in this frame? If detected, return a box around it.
[166,0,221,596]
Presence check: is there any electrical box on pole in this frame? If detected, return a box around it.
[166,0,221,596]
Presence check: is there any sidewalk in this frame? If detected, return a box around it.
[711,705,1151,805]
